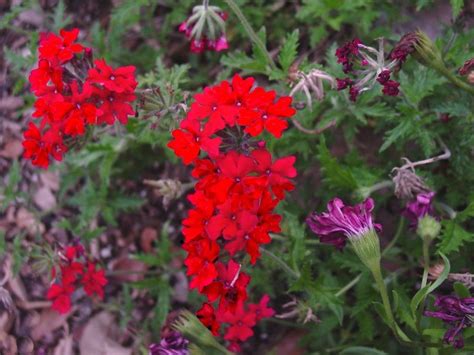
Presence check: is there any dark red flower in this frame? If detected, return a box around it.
[382,80,400,96]
[335,38,361,73]
[196,303,220,335]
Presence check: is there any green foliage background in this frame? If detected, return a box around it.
[2,0,474,353]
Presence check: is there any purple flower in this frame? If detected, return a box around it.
[306,198,381,249]
[425,296,474,349]
[149,331,189,355]
[402,192,435,227]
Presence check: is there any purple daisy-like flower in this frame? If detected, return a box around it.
[306,198,381,249]
[402,191,435,227]
[425,296,474,349]
[149,331,189,355]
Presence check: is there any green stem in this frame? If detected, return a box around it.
[261,248,300,279]
[382,218,406,257]
[370,262,411,343]
[223,0,277,71]
[421,237,431,289]
[432,63,474,95]
[335,274,361,297]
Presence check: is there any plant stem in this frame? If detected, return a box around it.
[438,65,474,95]
[421,237,431,289]
[335,274,361,297]
[223,0,277,71]
[382,218,406,257]
[261,248,300,279]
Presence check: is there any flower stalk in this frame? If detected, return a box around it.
[222,0,277,71]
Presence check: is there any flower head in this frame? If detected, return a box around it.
[389,32,420,65]
[402,192,435,227]
[289,69,336,110]
[306,198,381,248]
[425,295,474,349]
[149,331,189,355]
[335,38,402,100]
[179,4,228,53]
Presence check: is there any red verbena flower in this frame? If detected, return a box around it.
[39,28,84,63]
[82,262,108,299]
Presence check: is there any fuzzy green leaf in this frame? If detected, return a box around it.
[278,29,299,72]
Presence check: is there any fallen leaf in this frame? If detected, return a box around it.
[33,186,57,211]
[0,140,22,159]
[40,171,60,191]
[31,309,70,341]
[140,227,157,253]
[15,208,45,235]
[110,257,148,282]
[79,312,132,355]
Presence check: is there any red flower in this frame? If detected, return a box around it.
[88,59,137,93]
[168,119,222,165]
[29,59,63,95]
[22,123,66,168]
[221,304,256,342]
[184,239,220,291]
[251,148,296,199]
[39,28,84,63]
[238,89,296,138]
[248,294,275,321]
[202,260,250,314]
[94,88,136,125]
[196,303,220,336]
[47,283,74,314]
[182,192,215,242]
[187,81,238,132]
[82,262,108,299]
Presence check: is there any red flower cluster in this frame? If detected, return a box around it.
[168,74,297,350]
[23,28,137,168]
[47,244,107,314]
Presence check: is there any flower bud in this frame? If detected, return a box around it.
[350,229,382,271]
[416,215,441,241]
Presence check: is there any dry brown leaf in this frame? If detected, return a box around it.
[33,186,57,211]
[31,309,70,341]
[0,140,23,159]
[79,312,132,355]
[140,227,157,253]
[110,257,148,282]
[40,171,60,191]
[15,208,45,235]
[53,335,74,355]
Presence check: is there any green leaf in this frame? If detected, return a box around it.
[410,253,450,316]
[453,282,471,298]
[379,119,412,152]
[340,347,387,355]
[278,29,299,72]
[450,0,464,19]
[318,136,358,192]
[438,220,474,255]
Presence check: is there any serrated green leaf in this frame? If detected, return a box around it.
[438,220,474,255]
[318,136,358,192]
[278,29,299,72]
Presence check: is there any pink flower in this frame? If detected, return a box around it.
[306,198,381,249]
